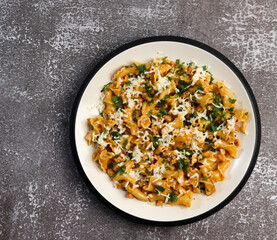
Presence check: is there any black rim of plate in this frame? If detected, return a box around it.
[70,36,261,226]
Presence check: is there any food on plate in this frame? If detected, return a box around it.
[85,57,249,207]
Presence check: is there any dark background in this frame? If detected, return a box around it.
[1,1,276,239]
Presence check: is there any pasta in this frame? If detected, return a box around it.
[85,57,249,207]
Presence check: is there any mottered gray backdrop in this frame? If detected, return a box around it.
[1,0,276,239]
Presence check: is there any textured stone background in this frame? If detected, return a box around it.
[1,0,276,239]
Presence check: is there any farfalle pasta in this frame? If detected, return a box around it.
[85,57,249,207]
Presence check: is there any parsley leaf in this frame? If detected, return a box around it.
[126,81,132,86]
[178,159,190,172]
[168,192,178,203]
[229,98,236,104]
[156,186,165,193]
[158,107,169,117]
[111,131,123,140]
[152,136,160,148]
[119,166,126,176]
[89,123,94,130]
[145,168,151,176]
[112,96,123,110]
[206,121,220,132]
[122,139,128,149]
[134,63,146,76]
[162,57,168,64]
[212,107,221,117]
[203,176,208,181]
[197,83,204,91]
[108,162,113,169]
[101,82,112,92]
[147,110,153,117]
[143,82,154,98]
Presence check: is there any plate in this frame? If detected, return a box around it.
[70,36,261,225]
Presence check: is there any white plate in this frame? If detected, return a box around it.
[71,36,261,225]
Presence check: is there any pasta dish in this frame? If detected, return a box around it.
[85,57,249,207]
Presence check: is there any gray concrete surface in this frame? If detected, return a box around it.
[1,0,276,239]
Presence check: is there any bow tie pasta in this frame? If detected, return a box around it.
[85,57,249,207]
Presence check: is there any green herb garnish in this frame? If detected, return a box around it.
[162,57,168,64]
[203,176,208,181]
[152,136,160,148]
[134,63,147,76]
[89,123,94,130]
[178,159,190,172]
[156,186,165,193]
[101,82,112,92]
[168,192,178,202]
[122,139,128,149]
[229,98,236,104]
[197,83,204,91]
[147,110,153,117]
[112,96,123,110]
[145,168,151,176]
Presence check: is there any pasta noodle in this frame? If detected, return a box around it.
[85,57,249,207]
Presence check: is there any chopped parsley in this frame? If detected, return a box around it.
[152,136,160,148]
[111,131,123,140]
[101,82,112,92]
[202,65,208,71]
[162,57,168,64]
[177,80,190,96]
[183,120,192,126]
[133,117,138,122]
[207,71,214,84]
[188,62,193,68]
[229,107,235,116]
[147,110,153,117]
[89,123,94,130]
[165,165,171,170]
[134,63,146,76]
[143,82,154,98]
[164,94,170,99]
[229,98,237,104]
[108,162,113,169]
[119,166,126,176]
[158,107,169,117]
[145,168,151,176]
[168,192,178,202]
[206,121,220,132]
[112,165,126,179]
[160,99,167,106]
[245,112,249,116]
[197,83,204,91]
[126,81,132,86]
[112,96,123,110]
[122,139,128,149]
[178,159,190,172]
[191,96,198,103]
[156,186,165,193]
[212,107,221,117]
[203,176,208,181]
